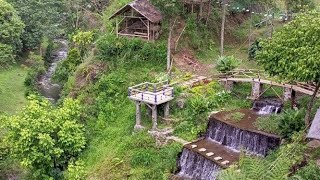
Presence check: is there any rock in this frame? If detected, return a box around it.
[221,160,230,165]
[307,139,320,149]
[176,98,186,109]
[214,157,222,161]
[206,152,214,157]
[198,148,206,152]
[191,145,197,149]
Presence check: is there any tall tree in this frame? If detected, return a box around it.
[256,11,320,126]
[0,0,24,66]
[7,0,65,50]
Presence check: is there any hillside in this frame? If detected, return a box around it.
[1,0,320,179]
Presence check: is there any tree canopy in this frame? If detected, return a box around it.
[256,11,320,125]
[2,97,86,179]
[0,0,24,66]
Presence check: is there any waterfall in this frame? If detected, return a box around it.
[176,148,221,180]
[206,119,280,156]
[252,99,282,115]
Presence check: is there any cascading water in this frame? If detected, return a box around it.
[206,119,280,156]
[174,109,281,180]
[252,99,282,115]
[176,148,221,180]
[38,39,68,102]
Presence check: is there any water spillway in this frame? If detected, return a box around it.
[206,114,281,156]
[174,109,281,180]
[252,99,282,115]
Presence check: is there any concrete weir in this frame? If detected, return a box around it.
[174,109,282,180]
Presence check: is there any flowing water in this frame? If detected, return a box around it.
[38,39,68,102]
[206,120,280,156]
[252,99,282,115]
[177,148,221,180]
[175,100,283,179]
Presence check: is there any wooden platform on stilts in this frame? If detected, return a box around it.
[128,81,174,130]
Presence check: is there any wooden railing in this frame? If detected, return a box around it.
[128,81,174,104]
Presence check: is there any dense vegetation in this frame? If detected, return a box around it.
[1,0,320,179]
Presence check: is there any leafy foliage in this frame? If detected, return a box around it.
[278,109,306,138]
[248,40,262,60]
[216,55,240,73]
[256,11,320,83]
[64,160,87,180]
[0,44,15,67]
[24,52,46,93]
[96,34,166,62]
[255,109,306,137]
[8,0,65,49]
[2,97,86,179]
[0,0,24,67]
[292,161,320,180]
[218,132,306,180]
[53,48,82,85]
[72,31,94,58]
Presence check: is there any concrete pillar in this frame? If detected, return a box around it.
[164,102,170,118]
[223,80,234,91]
[251,80,263,99]
[146,104,152,116]
[283,87,293,101]
[152,105,158,130]
[134,101,144,130]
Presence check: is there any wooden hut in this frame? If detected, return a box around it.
[109,0,163,41]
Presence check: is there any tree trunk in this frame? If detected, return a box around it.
[304,82,320,127]
[167,20,174,71]
[220,2,226,56]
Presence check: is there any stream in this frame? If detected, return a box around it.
[38,39,68,102]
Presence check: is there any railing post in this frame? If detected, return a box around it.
[155,94,157,103]
[128,88,131,96]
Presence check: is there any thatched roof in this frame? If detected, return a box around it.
[307,109,320,140]
[109,0,162,23]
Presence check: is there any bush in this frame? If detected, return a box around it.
[96,35,166,62]
[24,52,45,93]
[53,48,82,85]
[293,161,320,180]
[0,44,15,68]
[248,40,262,60]
[216,56,240,73]
[278,109,306,138]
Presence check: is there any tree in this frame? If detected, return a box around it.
[2,97,86,179]
[72,31,94,58]
[7,0,65,50]
[0,0,24,66]
[256,11,320,126]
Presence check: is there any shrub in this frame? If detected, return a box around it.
[96,34,166,63]
[0,44,15,68]
[293,161,320,180]
[53,48,82,85]
[64,160,87,180]
[24,52,45,92]
[248,40,262,60]
[216,56,240,73]
[278,109,306,138]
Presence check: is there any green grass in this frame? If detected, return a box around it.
[226,112,245,122]
[0,66,28,115]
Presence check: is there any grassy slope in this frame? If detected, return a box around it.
[0,66,28,115]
